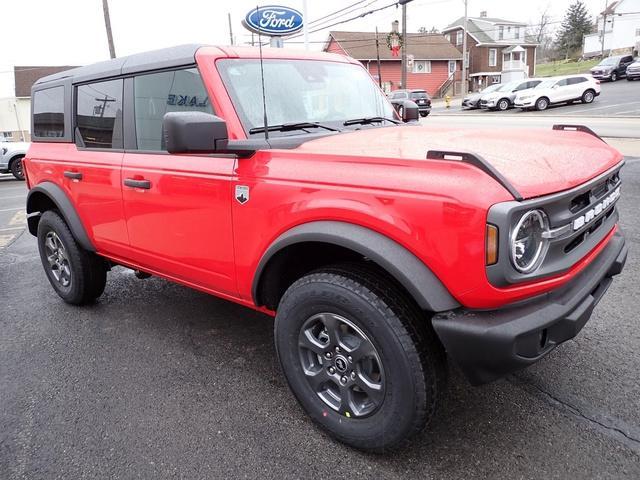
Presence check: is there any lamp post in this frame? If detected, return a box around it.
[398,0,414,89]
[462,0,468,96]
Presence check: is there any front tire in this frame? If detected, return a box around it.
[535,97,549,111]
[497,98,510,111]
[37,211,107,305]
[10,156,24,180]
[274,264,446,452]
[610,72,617,82]
[582,89,595,104]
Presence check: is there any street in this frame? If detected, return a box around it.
[1,154,639,478]
[433,78,640,117]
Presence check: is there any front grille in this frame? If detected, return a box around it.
[486,164,622,286]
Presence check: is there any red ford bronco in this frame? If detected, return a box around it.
[24,45,627,451]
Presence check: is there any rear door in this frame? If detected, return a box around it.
[69,78,129,256]
[121,67,237,296]
[552,78,574,102]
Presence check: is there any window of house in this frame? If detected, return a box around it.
[499,26,504,40]
[515,26,520,38]
[133,68,213,151]
[33,86,65,138]
[491,75,500,83]
[76,79,123,149]
[489,49,497,67]
[636,28,640,36]
[448,60,456,74]
[456,30,463,45]
[465,51,470,68]
[412,60,431,74]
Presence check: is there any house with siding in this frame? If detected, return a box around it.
[324,30,462,96]
[582,0,640,57]
[443,12,538,91]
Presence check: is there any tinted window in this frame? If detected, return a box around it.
[33,86,65,138]
[134,68,212,151]
[568,77,587,85]
[76,79,123,149]
[556,79,570,87]
[410,91,428,99]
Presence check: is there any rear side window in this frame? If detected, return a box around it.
[33,86,65,138]
[76,79,124,149]
[568,77,587,85]
[133,68,212,151]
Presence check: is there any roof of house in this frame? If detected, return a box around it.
[14,66,78,97]
[601,0,621,15]
[443,17,538,45]
[326,31,462,60]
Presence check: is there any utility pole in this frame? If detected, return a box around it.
[95,96,115,117]
[462,0,468,95]
[401,2,408,89]
[228,13,234,45]
[600,0,608,58]
[375,27,382,89]
[102,0,116,59]
[303,0,309,51]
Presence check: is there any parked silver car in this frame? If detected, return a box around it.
[461,83,501,109]
[479,78,544,111]
[0,141,29,180]
[627,59,640,81]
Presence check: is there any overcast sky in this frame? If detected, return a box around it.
[0,0,607,96]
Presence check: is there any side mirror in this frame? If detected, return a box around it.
[399,100,420,123]
[163,111,228,154]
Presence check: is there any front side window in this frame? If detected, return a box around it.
[33,86,65,138]
[133,68,213,151]
[217,59,395,136]
[76,79,123,149]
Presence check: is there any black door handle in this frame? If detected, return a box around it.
[64,171,83,180]
[124,178,151,189]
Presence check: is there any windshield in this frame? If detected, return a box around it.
[410,91,428,99]
[536,79,556,89]
[496,81,518,92]
[217,59,396,135]
[599,57,619,66]
[480,84,501,94]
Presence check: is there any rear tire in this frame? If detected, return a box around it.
[535,97,549,111]
[37,210,107,305]
[274,263,446,452]
[9,156,24,181]
[582,89,595,104]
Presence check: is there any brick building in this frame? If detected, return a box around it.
[324,30,462,96]
[442,12,538,91]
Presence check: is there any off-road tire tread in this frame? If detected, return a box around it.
[38,210,106,305]
[277,261,446,452]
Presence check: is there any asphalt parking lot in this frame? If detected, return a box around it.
[432,77,640,117]
[1,160,640,479]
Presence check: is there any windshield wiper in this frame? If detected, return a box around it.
[249,122,339,134]
[343,116,400,126]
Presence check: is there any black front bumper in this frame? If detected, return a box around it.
[432,230,627,385]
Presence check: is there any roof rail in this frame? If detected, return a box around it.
[552,124,606,143]
[426,149,523,201]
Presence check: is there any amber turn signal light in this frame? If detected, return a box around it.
[486,224,499,265]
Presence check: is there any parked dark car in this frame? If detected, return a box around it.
[626,59,640,80]
[389,89,431,117]
[590,55,634,81]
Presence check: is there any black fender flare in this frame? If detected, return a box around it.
[252,221,459,312]
[26,182,96,252]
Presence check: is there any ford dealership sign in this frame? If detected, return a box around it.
[243,5,304,36]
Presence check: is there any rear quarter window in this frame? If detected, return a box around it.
[33,86,65,138]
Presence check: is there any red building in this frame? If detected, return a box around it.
[324,30,462,96]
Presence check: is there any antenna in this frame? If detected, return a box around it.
[256,6,269,141]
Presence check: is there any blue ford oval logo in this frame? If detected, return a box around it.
[243,5,304,36]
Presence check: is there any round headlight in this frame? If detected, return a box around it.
[510,210,549,273]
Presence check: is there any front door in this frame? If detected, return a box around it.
[121,68,237,296]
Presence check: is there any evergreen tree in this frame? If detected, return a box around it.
[555,1,593,59]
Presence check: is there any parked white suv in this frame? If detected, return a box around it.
[0,141,30,180]
[514,75,600,111]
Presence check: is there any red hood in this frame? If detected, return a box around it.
[294,125,623,199]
